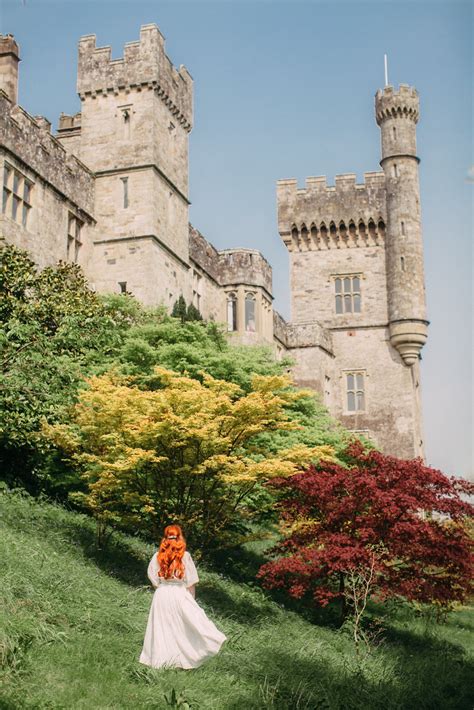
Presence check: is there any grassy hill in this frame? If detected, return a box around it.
[0,489,472,710]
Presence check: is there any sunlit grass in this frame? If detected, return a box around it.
[0,489,472,709]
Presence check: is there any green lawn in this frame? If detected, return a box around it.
[0,489,472,710]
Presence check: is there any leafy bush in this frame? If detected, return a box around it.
[44,367,335,550]
[258,441,474,626]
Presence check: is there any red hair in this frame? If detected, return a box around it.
[157,524,186,579]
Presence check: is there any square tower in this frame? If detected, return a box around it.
[57,25,193,305]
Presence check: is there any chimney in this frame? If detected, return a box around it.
[0,34,20,104]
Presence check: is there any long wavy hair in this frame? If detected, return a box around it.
[157,524,186,579]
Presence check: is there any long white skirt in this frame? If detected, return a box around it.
[139,583,227,669]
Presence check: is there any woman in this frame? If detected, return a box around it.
[139,524,226,669]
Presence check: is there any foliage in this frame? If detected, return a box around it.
[118,318,289,388]
[44,367,335,549]
[171,294,203,322]
[1,489,473,710]
[116,317,351,465]
[0,244,156,492]
[258,441,474,624]
[0,244,353,518]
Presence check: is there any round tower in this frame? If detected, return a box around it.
[375,84,429,365]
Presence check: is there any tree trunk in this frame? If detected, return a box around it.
[339,572,347,625]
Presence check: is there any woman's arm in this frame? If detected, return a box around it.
[187,584,196,598]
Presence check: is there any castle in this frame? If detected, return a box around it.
[0,25,429,459]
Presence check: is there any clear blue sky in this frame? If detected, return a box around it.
[1,0,472,478]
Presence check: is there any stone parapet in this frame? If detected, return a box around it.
[0,90,94,216]
[272,311,333,355]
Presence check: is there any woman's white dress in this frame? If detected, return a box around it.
[139,550,226,669]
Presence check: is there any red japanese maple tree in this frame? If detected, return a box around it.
[258,442,473,617]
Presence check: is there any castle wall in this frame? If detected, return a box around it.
[91,168,189,262]
[290,245,388,327]
[88,236,189,307]
[0,91,95,270]
[329,327,421,458]
[0,93,94,216]
[188,225,227,324]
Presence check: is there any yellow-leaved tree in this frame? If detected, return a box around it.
[44,366,334,548]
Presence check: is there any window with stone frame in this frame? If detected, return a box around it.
[334,275,361,314]
[121,177,129,208]
[226,291,237,332]
[67,213,83,262]
[245,292,256,332]
[192,269,202,310]
[3,163,33,228]
[345,371,366,412]
[119,105,132,139]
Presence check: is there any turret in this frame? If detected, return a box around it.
[0,34,20,104]
[375,84,429,365]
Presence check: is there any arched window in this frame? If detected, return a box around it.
[226,292,237,332]
[245,292,256,332]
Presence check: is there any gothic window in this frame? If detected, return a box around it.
[226,291,237,332]
[245,292,256,332]
[3,163,32,228]
[192,269,202,310]
[67,213,83,262]
[121,177,129,208]
[345,372,365,412]
[334,275,361,314]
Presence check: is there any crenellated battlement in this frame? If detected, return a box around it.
[189,226,273,295]
[375,84,419,125]
[0,89,94,216]
[217,248,273,296]
[58,112,81,132]
[277,172,386,252]
[77,24,193,131]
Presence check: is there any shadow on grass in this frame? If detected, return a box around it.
[221,634,474,710]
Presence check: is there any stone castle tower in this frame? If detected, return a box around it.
[276,84,428,458]
[0,26,429,459]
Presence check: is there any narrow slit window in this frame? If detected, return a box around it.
[392,163,398,178]
[401,221,405,235]
[392,126,396,140]
[118,105,133,140]
[400,256,405,271]
[121,177,129,208]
